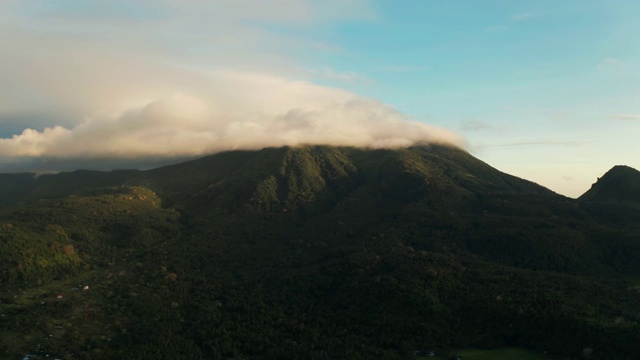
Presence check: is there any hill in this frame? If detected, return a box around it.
[0,170,138,206]
[1,145,639,359]
[580,165,640,206]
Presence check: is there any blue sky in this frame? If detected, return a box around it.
[307,0,640,197]
[0,0,638,197]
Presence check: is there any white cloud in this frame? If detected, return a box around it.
[0,73,463,165]
[0,1,463,171]
[459,120,495,132]
[0,1,377,120]
[598,57,623,68]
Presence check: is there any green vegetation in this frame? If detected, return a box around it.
[457,347,549,360]
[0,145,639,359]
[420,347,553,360]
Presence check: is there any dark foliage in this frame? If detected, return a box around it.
[1,145,639,359]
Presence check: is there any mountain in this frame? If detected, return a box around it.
[1,145,639,360]
[131,145,553,214]
[578,165,640,228]
[0,146,551,214]
[580,165,640,207]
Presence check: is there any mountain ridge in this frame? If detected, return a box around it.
[1,145,637,207]
[0,144,556,206]
[1,145,639,359]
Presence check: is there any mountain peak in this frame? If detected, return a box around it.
[579,165,640,205]
[607,164,640,175]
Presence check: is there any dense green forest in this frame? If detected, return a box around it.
[1,145,639,359]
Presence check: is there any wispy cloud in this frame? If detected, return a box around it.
[611,113,640,121]
[311,67,370,83]
[383,65,430,73]
[459,120,495,132]
[511,12,535,21]
[494,140,587,148]
[4,0,375,26]
[485,25,507,34]
[596,57,628,78]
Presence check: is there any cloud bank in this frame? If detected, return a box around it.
[0,72,462,168]
[0,0,462,171]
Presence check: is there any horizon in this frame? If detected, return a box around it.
[1,1,639,198]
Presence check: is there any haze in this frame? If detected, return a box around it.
[1,0,639,198]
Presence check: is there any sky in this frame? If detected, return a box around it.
[0,0,639,198]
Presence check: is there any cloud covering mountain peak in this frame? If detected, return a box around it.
[0,0,462,171]
[0,72,463,168]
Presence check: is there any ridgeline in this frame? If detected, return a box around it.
[1,145,639,359]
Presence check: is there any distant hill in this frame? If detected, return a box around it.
[1,145,639,359]
[0,169,138,206]
[0,173,36,203]
[580,165,640,207]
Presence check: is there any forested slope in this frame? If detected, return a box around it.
[1,145,639,359]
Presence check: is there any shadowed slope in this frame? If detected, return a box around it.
[127,145,553,214]
[1,146,639,359]
[580,165,640,206]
